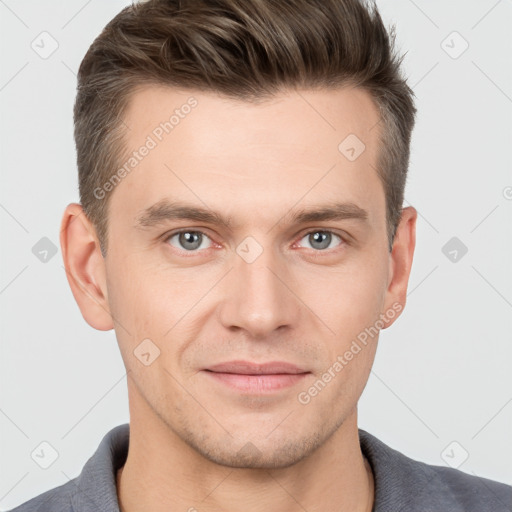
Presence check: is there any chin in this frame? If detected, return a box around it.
[183,430,324,470]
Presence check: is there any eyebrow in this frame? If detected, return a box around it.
[134,199,368,231]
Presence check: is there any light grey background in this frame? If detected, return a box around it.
[1,0,511,509]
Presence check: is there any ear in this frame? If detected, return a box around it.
[381,206,417,328]
[60,203,113,331]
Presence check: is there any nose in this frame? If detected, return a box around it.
[217,245,301,338]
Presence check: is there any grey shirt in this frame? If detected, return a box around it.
[8,423,512,512]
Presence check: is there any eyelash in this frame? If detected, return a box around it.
[163,228,346,255]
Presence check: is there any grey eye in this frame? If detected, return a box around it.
[300,231,342,250]
[168,231,212,251]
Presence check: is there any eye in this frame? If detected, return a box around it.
[166,230,212,251]
[298,230,343,251]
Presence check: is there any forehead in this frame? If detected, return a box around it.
[109,85,384,230]
[122,85,380,153]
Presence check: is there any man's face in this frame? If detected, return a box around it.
[102,85,404,468]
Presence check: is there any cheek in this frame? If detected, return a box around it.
[105,253,168,344]
[300,266,384,407]
[105,252,218,351]
[296,249,389,338]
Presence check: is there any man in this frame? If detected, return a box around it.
[10,0,511,511]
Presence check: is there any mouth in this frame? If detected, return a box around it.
[202,360,311,393]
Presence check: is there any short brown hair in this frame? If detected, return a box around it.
[74,0,416,256]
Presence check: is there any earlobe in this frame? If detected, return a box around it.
[382,206,417,329]
[60,203,114,331]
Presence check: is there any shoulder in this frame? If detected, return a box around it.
[359,429,512,512]
[6,423,129,512]
[425,463,512,511]
[6,481,75,512]
[411,459,512,511]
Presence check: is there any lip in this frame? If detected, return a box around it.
[205,360,308,375]
[203,360,310,393]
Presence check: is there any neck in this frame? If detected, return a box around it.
[117,387,374,512]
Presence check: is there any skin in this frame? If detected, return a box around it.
[60,85,416,512]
